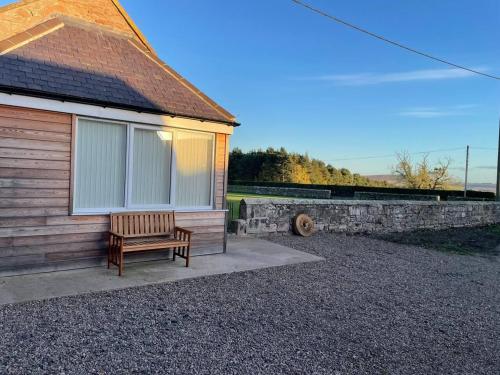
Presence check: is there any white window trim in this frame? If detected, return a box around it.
[0,93,234,135]
[126,123,175,210]
[72,116,216,215]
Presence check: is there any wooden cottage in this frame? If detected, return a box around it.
[0,0,238,276]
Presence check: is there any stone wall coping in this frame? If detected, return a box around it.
[241,198,500,206]
[228,185,331,193]
[229,185,331,199]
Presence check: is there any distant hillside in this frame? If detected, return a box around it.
[365,175,496,192]
[467,183,496,193]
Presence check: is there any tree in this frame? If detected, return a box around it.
[393,152,452,190]
[228,147,390,187]
[258,147,292,182]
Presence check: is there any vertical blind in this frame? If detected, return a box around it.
[131,129,172,205]
[75,119,127,209]
[74,119,215,212]
[175,131,214,207]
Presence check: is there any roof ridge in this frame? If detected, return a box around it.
[0,16,133,55]
[0,17,64,55]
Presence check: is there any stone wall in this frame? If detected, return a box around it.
[234,198,500,235]
[228,185,331,199]
[353,191,440,201]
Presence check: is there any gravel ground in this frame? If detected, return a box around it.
[374,225,500,257]
[1,233,499,375]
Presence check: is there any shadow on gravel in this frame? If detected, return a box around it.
[372,224,500,258]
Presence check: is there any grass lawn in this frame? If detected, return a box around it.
[226,192,290,221]
[226,192,288,201]
[375,224,500,257]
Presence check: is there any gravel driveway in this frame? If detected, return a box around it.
[1,233,499,374]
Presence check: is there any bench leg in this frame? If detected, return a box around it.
[118,243,124,276]
[185,245,190,267]
[173,247,176,261]
[108,234,112,269]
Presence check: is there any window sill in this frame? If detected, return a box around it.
[71,208,228,216]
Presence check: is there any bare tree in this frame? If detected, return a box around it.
[430,158,452,189]
[393,152,452,190]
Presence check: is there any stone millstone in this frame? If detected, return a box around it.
[292,214,315,237]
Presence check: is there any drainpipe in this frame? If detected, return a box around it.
[464,145,469,198]
[223,135,230,253]
[497,119,500,201]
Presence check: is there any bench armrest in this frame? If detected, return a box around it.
[175,226,192,234]
[109,230,124,238]
[174,226,192,241]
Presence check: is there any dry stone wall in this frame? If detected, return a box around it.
[234,198,500,235]
[353,192,440,201]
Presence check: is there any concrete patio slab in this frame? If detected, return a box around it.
[0,237,323,305]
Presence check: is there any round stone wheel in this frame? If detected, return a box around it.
[292,214,315,237]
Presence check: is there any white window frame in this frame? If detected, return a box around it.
[72,116,216,215]
[126,123,175,210]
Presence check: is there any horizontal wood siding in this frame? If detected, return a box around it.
[214,133,228,210]
[0,105,227,276]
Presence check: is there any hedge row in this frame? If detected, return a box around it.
[229,181,495,200]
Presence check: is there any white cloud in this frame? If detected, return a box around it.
[310,67,486,86]
[399,108,454,118]
[398,104,477,118]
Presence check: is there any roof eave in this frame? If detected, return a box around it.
[0,85,241,127]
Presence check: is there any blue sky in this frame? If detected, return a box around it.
[4,0,500,183]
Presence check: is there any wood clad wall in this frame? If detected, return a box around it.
[0,105,228,276]
[214,133,229,210]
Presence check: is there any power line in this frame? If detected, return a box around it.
[291,0,500,81]
[327,147,465,162]
[328,153,394,162]
[471,146,497,151]
[326,147,497,162]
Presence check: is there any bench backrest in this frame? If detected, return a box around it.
[110,211,175,237]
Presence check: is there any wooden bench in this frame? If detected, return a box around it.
[108,211,192,276]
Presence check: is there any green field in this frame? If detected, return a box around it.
[226,192,287,201]
[226,192,289,221]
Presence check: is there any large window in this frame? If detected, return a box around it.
[73,118,215,214]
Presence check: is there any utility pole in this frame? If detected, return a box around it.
[464,145,469,198]
[497,119,500,201]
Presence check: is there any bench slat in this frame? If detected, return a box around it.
[123,240,189,252]
[139,215,144,233]
[110,212,177,236]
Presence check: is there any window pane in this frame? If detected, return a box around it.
[131,128,172,205]
[75,119,126,209]
[175,131,214,207]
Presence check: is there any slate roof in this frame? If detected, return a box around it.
[0,17,237,125]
